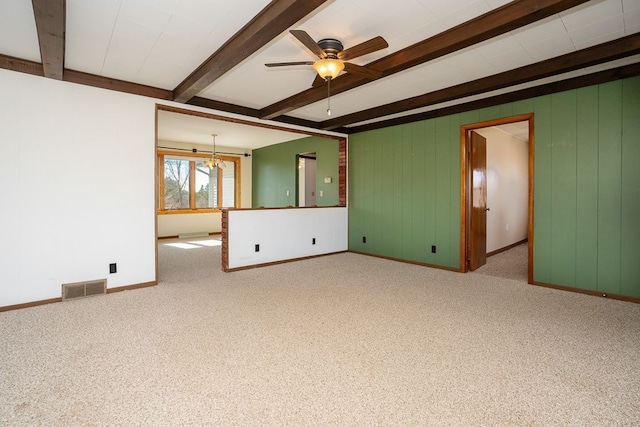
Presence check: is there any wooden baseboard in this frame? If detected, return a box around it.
[1,280,158,312]
[349,251,460,272]
[347,251,640,304]
[106,281,157,294]
[0,297,62,312]
[224,251,348,272]
[531,281,640,304]
[487,239,527,257]
[158,232,220,240]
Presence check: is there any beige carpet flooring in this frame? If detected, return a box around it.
[475,243,528,282]
[1,238,639,426]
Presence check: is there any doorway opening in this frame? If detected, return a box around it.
[460,113,534,284]
[297,153,317,207]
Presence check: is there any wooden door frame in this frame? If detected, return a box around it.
[459,113,534,284]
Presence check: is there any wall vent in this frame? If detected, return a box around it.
[62,279,107,301]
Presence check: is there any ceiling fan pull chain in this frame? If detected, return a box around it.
[327,77,331,116]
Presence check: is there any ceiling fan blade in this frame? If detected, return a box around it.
[311,73,326,87]
[265,61,314,67]
[338,36,388,61]
[343,62,384,80]
[290,29,326,59]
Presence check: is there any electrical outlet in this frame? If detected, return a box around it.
[255,244,260,252]
[286,190,290,196]
[363,236,367,244]
[109,263,117,274]
[320,190,324,197]
[312,238,316,245]
[431,245,436,253]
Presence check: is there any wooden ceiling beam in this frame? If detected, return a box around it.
[64,69,173,100]
[321,33,640,130]
[0,53,173,99]
[348,62,640,134]
[32,0,65,80]
[172,0,329,103]
[187,97,325,130]
[259,0,590,120]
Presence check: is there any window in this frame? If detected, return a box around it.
[158,151,239,213]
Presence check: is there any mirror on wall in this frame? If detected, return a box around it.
[156,106,344,215]
[156,107,307,210]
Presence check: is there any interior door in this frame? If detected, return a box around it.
[470,131,487,271]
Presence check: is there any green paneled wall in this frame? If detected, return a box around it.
[349,115,461,269]
[349,76,640,297]
[575,86,599,290]
[252,136,339,207]
[621,77,640,296]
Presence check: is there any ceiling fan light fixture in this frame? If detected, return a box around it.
[313,58,344,80]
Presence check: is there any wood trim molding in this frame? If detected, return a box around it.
[0,281,157,312]
[0,54,44,76]
[459,113,534,278]
[0,297,62,312]
[106,281,157,294]
[259,0,591,120]
[349,251,461,273]
[531,281,640,304]
[155,106,160,289]
[527,115,535,285]
[224,251,348,273]
[487,239,528,257]
[224,205,345,212]
[157,149,242,212]
[158,232,221,240]
[462,113,535,131]
[459,124,468,272]
[156,104,340,140]
[172,0,329,103]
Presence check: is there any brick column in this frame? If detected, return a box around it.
[221,209,229,272]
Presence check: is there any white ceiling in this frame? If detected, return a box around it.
[157,109,310,149]
[1,0,638,147]
[493,121,530,142]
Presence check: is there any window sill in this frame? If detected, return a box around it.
[157,209,227,215]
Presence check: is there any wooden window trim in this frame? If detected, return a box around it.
[157,149,240,214]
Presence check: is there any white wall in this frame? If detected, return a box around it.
[0,68,343,307]
[226,207,348,269]
[158,213,222,237]
[476,127,528,253]
[0,69,157,306]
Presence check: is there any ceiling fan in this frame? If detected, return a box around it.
[265,30,388,87]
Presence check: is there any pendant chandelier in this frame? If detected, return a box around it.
[204,133,226,169]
